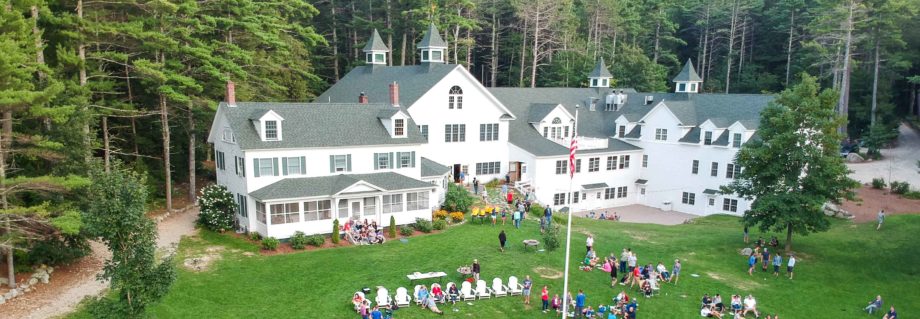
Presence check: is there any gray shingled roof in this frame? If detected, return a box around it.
[315,64,458,108]
[712,130,730,146]
[679,127,701,143]
[589,57,613,78]
[623,126,641,139]
[364,29,389,52]
[219,102,425,150]
[421,157,450,177]
[250,172,435,201]
[418,23,448,48]
[673,59,702,82]
[489,87,643,157]
[582,183,609,189]
[635,179,648,184]
[703,189,719,195]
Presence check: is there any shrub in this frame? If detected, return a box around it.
[413,218,433,233]
[542,224,561,251]
[552,211,568,225]
[249,231,262,241]
[449,212,465,223]
[485,178,502,189]
[890,181,911,194]
[443,183,474,213]
[433,209,449,220]
[871,178,887,189]
[290,231,308,250]
[25,235,91,267]
[904,191,920,200]
[261,237,280,250]
[400,226,414,236]
[530,202,545,218]
[197,184,237,232]
[331,219,340,244]
[306,235,325,247]
[433,219,448,230]
[389,215,397,238]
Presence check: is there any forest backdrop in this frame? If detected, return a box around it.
[1,0,920,283]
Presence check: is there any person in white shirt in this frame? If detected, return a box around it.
[586,235,594,253]
[656,262,670,281]
[787,254,797,280]
[742,294,759,318]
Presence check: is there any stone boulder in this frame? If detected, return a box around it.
[846,152,864,163]
[823,203,854,219]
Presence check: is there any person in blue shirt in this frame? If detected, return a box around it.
[597,304,608,316]
[772,254,783,277]
[625,300,637,319]
[575,290,587,318]
[370,306,383,319]
[747,253,757,276]
[884,306,897,319]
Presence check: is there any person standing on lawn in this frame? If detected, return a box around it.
[506,191,513,205]
[787,254,796,280]
[761,247,770,272]
[502,183,508,196]
[491,209,497,226]
[586,235,594,253]
[748,252,757,276]
[498,230,507,252]
[501,207,507,225]
[877,209,885,230]
[472,259,481,281]
[620,249,629,274]
[575,290,587,318]
[541,285,550,312]
[545,206,553,227]
[772,253,783,277]
[743,225,749,243]
[513,209,521,229]
[671,259,682,284]
[472,177,479,195]
[523,275,533,305]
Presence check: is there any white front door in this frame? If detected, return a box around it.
[351,200,362,220]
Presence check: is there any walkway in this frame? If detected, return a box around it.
[847,123,920,186]
[3,208,199,319]
[573,204,698,226]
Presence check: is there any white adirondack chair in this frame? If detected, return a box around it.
[353,291,367,312]
[475,279,493,299]
[507,276,523,296]
[394,287,411,307]
[445,282,459,303]
[413,285,424,305]
[460,281,476,301]
[491,278,508,297]
[375,288,392,309]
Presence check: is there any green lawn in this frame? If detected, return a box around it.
[74,213,920,318]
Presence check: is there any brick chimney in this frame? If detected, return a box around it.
[358,92,369,104]
[226,80,236,107]
[389,82,400,107]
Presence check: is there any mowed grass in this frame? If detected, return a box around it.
[99,214,920,318]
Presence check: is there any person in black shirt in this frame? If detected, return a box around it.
[472,259,481,281]
[498,230,507,252]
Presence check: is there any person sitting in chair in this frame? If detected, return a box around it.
[447,284,459,304]
[865,295,883,314]
[424,295,444,314]
[641,280,652,298]
[742,295,759,318]
[431,283,444,303]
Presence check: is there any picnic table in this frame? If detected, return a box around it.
[522,239,539,251]
[407,271,447,285]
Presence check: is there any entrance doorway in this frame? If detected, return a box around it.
[350,201,362,220]
[453,164,462,183]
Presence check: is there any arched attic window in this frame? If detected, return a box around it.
[448,86,463,109]
[552,117,562,124]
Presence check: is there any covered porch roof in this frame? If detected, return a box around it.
[250,172,435,201]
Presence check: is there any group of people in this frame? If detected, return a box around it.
[586,211,620,221]
[413,284,446,314]
[698,294,773,319]
[549,289,639,319]
[744,241,796,280]
[343,219,385,245]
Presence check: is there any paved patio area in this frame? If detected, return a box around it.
[571,204,699,225]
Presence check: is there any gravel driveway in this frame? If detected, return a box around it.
[847,123,920,188]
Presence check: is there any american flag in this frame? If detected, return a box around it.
[569,134,578,178]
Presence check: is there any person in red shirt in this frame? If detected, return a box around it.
[507,191,514,204]
[541,285,550,313]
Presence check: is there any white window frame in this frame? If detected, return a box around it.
[394,119,405,137]
[655,128,668,141]
[445,124,466,143]
[681,192,696,205]
[723,198,738,212]
[264,120,278,140]
[732,133,743,148]
[555,160,567,175]
[616,186,628,198]
[333,155,349,172]
[285,157,303,175]
[704,131,713,145]
[691,160,699,174]
[270,203,300,225]
[553,193,566,205]
[258,158,274,176]
[480,123,499,141]
[607,156,617,171]
[448,86,463,109]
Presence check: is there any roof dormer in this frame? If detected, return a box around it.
[363,29,390,65]
[377,108,409,138]
[673,59,702,93]
[249,109,284,141]
[418,23,447,64]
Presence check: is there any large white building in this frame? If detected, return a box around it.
[208,25,774,238]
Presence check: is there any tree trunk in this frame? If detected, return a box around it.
[785,222,794,252]
[519,15,527,87]
[103,117,110,173]
[785,10,795,87]
[725,0,739,94]
[187,109,196,204]
[465,27,472,69]
[652,10,661,65]
[385,0,392,66]
[331,0,341,80]
[489,2,498,87]
[160,92,173,213]
[350,0,358,60]
[530,9,540,88]
[701,3,711,84]
[1,108,12,287]
[870,32,880,127]
[739,16,747,76]
[837,0,855,136]
[400,32,407,66]
[32,5,45,80]
[453,18,460,64]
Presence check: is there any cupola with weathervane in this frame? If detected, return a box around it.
[417,23,447,64]
[363,29,389,65]
[588,57,613,88]
[673,59,702,93]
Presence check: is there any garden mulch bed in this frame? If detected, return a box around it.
[840,186,920,223]
[226,227,451,256]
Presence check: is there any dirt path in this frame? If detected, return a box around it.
[1,208,199,319]
[847,123,920,186]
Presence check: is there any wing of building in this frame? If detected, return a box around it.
[208,26,774,239]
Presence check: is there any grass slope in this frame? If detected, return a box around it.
[112,214,920,318]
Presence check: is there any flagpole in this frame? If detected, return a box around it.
[561,106,578,319]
